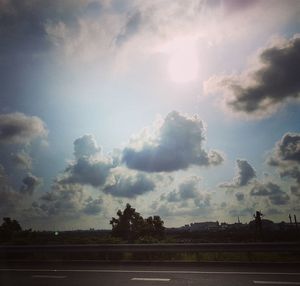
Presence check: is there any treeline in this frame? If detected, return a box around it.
[110,204,165,242]
[1,207,300,244]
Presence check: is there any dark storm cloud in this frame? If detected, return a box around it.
[61,156,113,187]
[122,111,223,172]
[20,173,41,195]
[103,172,155,198]
[220,159,256,188]
[206,35,300,117]
[73,134,101,159]
[250,182,289,205]
[0,112,47,145]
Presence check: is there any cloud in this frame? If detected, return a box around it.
[159,176,211,216]
[0,112,47,145]
[20,173,42,195]
[268,133,300,199]
[280,167,300,184]
[56,134,160,198]
[82,196,103,215]
[0,165,22,215]
[229,207,254,217]
[269,133,300,165]
[11,150,32,170]
[151,195,213,219]
[265,208,283,215]
[59,134,113,188]
[250,182,289,205]
[115,10,141,46]
[164,176,201,202]
[291,185,300,198]
[73,134,101,160]
[103,169,156,198]
[0,188,22,216]
[30,181,105,220]
[179,176,200,199]
[60,156,113,187]
[122,111,223,172]
[220,159,256,187]
[39,183,88,217]
[204,35,300,118]
[235,192,245,201]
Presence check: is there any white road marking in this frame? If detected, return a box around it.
[32,275,66,279]
[254,281,300,285]
[132,278,170,281]
[0,269,300,276]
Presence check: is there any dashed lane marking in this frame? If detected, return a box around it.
[32,275,66,279]
[131,278,170,281]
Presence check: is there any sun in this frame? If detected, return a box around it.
[166,37,199,83]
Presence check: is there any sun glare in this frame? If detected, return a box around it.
[166,38,199,83]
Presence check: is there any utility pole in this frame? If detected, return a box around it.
[289,214,293,224]
[294,214,298,228]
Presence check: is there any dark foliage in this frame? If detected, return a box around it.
[0,217,22,240]
[110,204,165,242]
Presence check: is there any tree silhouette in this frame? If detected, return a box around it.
[0,217,22,240]
[110,204,164,242]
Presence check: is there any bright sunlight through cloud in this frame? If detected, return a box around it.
[166,37,200,83]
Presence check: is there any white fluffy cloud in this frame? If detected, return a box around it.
[122,111,223,172]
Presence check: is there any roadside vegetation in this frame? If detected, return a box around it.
[1,205,299,245]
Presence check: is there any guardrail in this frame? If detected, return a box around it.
[1,243,300,261]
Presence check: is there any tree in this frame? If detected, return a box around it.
[0,217,22,240]
[110,204,165,242]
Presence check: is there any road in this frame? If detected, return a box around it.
[0,261,299,286]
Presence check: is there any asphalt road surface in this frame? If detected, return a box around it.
[0,261,299,286]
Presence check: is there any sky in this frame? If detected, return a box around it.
[0,0,300,230]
